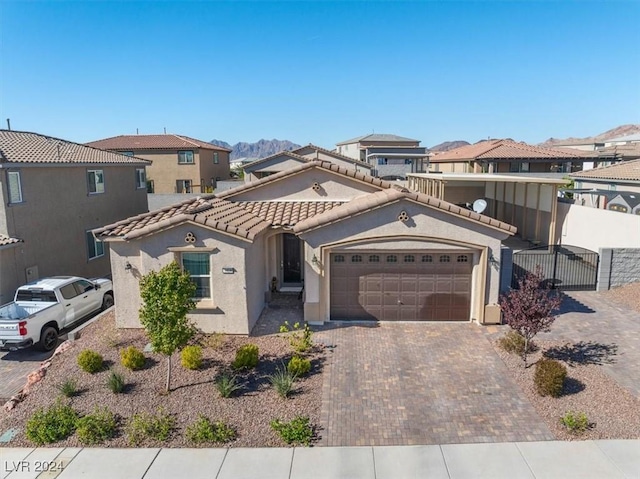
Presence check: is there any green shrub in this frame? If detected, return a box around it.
[204,332,226,350]
[498,330,536,355]
[534,358,567,397]
[107,371,126,394]
[120,346,146,371]
[25,401,78,445]
[185,415,236,444]
[215,372,242,398]
[77,349,104,373]
[287,355,311,377]
[269,366,295,398]
[180,345,203,370]
[56,379,78,398]
[126,410,175,445]
[76,408,117,445]
[560,411,589,434]
[270,416,313,446]
[232,344,259,370]
[279,321,313,353]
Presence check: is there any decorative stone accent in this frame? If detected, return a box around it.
[397,210,410,223]
[185,231,196,243]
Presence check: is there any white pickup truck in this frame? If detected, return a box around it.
[0,276,113,352]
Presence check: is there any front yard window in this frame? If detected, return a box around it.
[182,252,211,299]
[86,231,105,260]
[7,171,23,203]
[88,170,105,194]
[178,150,194,164]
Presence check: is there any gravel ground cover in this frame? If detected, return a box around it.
[600,281,640,313]
[494,337,640,441]
[0,311,325,448]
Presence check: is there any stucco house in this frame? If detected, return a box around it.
[243,146,371,182]
[335,134,429,179]
[95,160,515,334]
[0,130,150,303]
[430,139,595,174]
[86,134,231,194]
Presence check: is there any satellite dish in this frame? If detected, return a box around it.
[472,199,487,214]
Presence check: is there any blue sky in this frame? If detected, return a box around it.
[1,1,639,149]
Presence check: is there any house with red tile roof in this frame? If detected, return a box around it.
[0,130,150,303]
[87,134,231,194]
[95,160,515,334]
[430,139,596,174]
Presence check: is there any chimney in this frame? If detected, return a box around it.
[164,127,167,134]
[136,128,139,135]
[6,118,10,130]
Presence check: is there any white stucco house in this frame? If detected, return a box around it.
[94,160,515,334]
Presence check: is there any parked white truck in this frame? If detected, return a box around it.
[0,276,113,352]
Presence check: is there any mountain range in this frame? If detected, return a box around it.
[539,124,640,147]
[210,139,301,160]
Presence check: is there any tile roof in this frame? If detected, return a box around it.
[94,195,270,241]
[239,201,345,227]
[86,134,231,152]
[292,144,373,168]
[594,143,640,160]
[0,234,23,247]
[293,187,516,235]
[0,130,151,165]
[430,139,595,162]
[570,158,640,182]
[336,134,420,146]
[242,151,310,171]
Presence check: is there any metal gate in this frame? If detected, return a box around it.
[512,245,599,291]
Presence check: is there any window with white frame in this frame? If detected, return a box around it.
[178,150,194,164]
[7,171,23,203]
[87,170,105,194]
[182,252,211,299]
[135,168,146,189]
[176,179,192,193]
[214,152,219,164]
[86,231,104,259]
[121,151,134,157]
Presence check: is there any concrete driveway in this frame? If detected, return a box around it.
[315,323,553,446]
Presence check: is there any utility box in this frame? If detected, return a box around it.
[483,304,502,325]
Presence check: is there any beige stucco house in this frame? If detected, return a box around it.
[0,130,150,303]
[87,134,231,194]
[96,160,515,334]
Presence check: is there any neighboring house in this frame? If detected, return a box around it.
[430,139,595,174]
[0,130,150,303]
[547,135,640,170]
[243,146,371,182]
[570,158,640,213]
[86,134,231,194]
[95,160,515,335]
[335,134,429,179]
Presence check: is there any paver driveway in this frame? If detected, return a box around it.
[314,323,553,446]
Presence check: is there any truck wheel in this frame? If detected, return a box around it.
[102,293,114,311]
[38,326,58,352]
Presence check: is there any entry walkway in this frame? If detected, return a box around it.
[1,440,638,478]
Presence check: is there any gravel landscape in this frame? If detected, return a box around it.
[0,311,325,448]
[600,281,640,314]
[494,337,640,441]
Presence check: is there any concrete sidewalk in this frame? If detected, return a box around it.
[1,440,638,479]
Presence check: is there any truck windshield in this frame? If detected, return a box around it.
[16,290,58,302]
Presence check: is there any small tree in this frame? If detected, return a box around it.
[499,265,562,367]
[139,262,196,392]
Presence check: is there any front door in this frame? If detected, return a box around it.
[282,233,302,284]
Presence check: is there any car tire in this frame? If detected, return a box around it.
[102,293,114,311]
[38,326,58,352]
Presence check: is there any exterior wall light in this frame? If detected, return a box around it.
[311,254,320,266]
[125,261,132,271]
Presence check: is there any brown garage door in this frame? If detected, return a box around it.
[330,251,473,321]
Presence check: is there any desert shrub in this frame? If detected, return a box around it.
[180,345,203,370]
[560,411,589,434]
[185,415,236,444]
[126,410,175,445]
[215,372,242,398]
[120,346,146,371]
[279,321,313,353]
[76,408,117,445]
[534,359,567,397]
[77,349,104,373]
[269,366,296,398]
[25,401,78,445]
[498,330,536,355]
[287,355,311,377]
[232,344,259,370]
[270,416,313,446]
[204,332,226,350]
[107,371,126,394]
[57,379,78,398]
